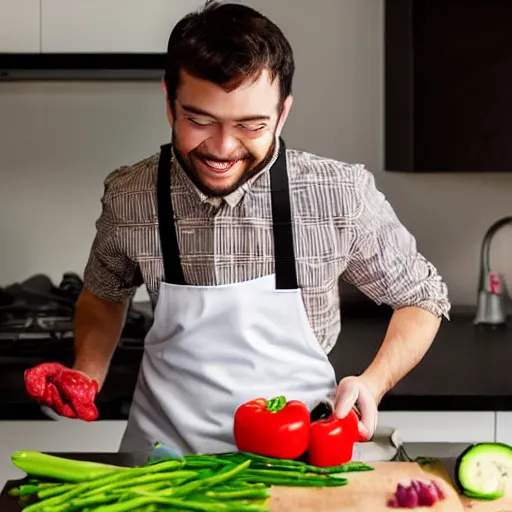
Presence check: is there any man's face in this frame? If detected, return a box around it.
[164,69,293,197]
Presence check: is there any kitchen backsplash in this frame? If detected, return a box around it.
[1,0,511,305]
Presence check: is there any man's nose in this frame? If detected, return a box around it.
[209,125,239,157]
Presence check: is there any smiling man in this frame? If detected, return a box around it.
[25,1,450,455]
[169,71,282,197]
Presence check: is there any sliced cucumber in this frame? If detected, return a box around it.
[462,488,504,501]
[455,443,512,500]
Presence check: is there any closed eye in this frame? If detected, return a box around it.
[238,124,266,132]
[188,118,214,127]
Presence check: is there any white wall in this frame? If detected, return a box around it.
[1,0,511,305]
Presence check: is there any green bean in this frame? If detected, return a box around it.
[111,480,172,494]
[112,477,197,503]
[204,488,270,500]
[52,493,118,511]
[213,454,309,473]
[203,483,266,493]
[79,470,197,498]
[155,496,269,511]
[217,451,374,474]
[183,459,225,469]
[249,462,308,473]
[244,468,314,479]
[35,482,76,499]
[196,468,216,479]
[113,481,172,502]
[313,461,374,474]
[243,468,348,485]
[231,481,267,489]
[8,482,65,497]
[184,455,234,467]
[93,495,269,512]
[237,452,306,468]
[161,460,252,498]
[239,475,347,487]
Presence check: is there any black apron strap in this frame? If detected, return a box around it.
[269,139,299,290]
[156,139,298,290]
[156,143,186,285]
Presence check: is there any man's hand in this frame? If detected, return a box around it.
[334,376,379,441]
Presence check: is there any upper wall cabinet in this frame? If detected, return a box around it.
[0,0,41,52]
[40,0,204,53]
[385,0,512,172]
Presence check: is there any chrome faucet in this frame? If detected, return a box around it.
[474,216,512,325]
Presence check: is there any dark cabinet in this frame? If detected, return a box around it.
[385,0,512,172]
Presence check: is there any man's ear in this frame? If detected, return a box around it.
[162,78,175,126]
[275,95,294,137]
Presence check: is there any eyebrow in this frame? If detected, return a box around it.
[181,104,271,123]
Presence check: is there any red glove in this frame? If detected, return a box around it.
[24,362,99,421]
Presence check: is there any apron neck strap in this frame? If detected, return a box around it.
[156,143,186,286]
[269,138,299,290]
[156,138,298,290]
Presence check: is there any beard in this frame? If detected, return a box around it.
[172,131,277,198]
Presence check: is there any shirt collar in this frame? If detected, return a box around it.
[170,138,281,209]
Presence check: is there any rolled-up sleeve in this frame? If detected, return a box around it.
[342,165,451,319]
[83,178,143,303]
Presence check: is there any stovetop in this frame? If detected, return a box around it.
[0,325,144,360]
[0,310,146,365]
[0,272,151,362]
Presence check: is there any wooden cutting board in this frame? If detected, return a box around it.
[269,460,512,512]
[269,461,465,511]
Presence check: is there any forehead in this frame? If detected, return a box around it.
[176,68,280,118]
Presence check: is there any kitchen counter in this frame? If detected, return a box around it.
[330,304,512,411]
[0,444,470,511]
[2,304,512,420]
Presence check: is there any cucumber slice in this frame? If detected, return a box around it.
[463,488,504,501]
[455,443,512,500]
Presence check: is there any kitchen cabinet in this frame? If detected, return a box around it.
[0,420,127,488]
[0,0,41,52]
[41,0,204,53]
[378,411,496,443]
[495,412,512,444]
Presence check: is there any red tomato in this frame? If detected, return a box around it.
[233,396,310,459]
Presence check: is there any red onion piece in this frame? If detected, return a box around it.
[410,479,421,493]
[387,496,399,508]
[389,479,445,508]
[403,485,420,507]
[417,481,437,506]
[432,479,446,499]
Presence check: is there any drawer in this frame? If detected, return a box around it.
[377,411,495,443]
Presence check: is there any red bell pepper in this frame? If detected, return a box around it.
[233,395,310,459]
[308,408,360,467]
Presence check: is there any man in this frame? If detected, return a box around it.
[25,1,450,454]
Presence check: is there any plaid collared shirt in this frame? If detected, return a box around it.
[83,141,450,353]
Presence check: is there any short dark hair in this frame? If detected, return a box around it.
[164,1,295,110]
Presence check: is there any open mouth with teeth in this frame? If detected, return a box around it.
[200,158,241,174]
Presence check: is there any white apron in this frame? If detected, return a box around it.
[119,140,338,455]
